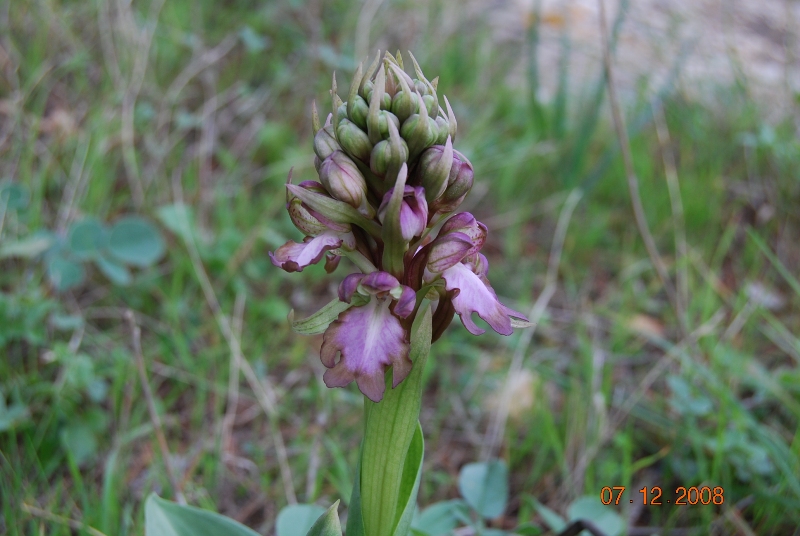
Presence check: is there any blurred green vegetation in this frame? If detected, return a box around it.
[1,0,799,534]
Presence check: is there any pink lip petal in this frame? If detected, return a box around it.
[269,232,343,273]
[392,285,416,319]
[339,273,366,303]
[442,262,529,336]
[360,271,400,294]
[320,298,411,402]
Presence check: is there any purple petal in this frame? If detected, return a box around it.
[324,253,341,273]
[339,273,365,303]
[378,185,429,241]
[392,285,416,318]
[360,271,400,295]
[439,212,476,235]
[439,212,487,255]
[441,262,529,336]
[269,233,342,272]
[427,232,473,273]
[320,298,411,402]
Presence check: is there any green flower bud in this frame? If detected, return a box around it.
[377,110,400,140]
[417,137,453,203]
[349,95,369,130]
[414,79,430,95]
[431,149,473,214]
[434,116,449,145]
[319,151,375,218]
[313,125,340,160]
[422,94,437,117]
[400,113,438,154]
[336,118,372,162]
[361,79,374,101]
[390,90,419,123]
[337,103,347,120]
[370,138,409,178]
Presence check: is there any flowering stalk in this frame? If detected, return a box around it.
[272,51,531,536]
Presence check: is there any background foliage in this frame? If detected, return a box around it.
[1,0,799,534]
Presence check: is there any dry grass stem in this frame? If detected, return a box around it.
[481,188,583,461]
[125,309,187,505]
[21,503,109,536]
[171,167,298,504]
[597,0,683,337]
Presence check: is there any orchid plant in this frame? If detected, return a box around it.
[270,51,530,536]
[144,51,530,536]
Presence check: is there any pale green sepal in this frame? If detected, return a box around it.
[360,50,381,96]
[144,493,260,536]
[287,185,382,238]
[406,91,432,160]
[380,162,409,278]
[407,52,438,118]
[331,72,340,140]
[360,304,432,536]
[289,297,357,335]
[305,501,343,536]
[312,101,322,135]
[443,96,457,143]
[510,318,535,329]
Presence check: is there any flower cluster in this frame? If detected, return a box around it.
[271,52,528,402]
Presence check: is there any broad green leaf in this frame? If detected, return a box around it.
[306,502,343,536]
[360,305,431,536]
[458,460,508,519]
[145,493,260,536]
[47,255,86,291]
[68,218,107,260]
[0,393,30,432]
[0,181,30,210]
[0,234,54,258]
[277,504,327,536]
[50,313,84,331]
[108,216,165,267]
[567,497,624,536]
[531,500,565,532]
[411,500,468,536]
[61,422,97,466]
[95,254,132,286]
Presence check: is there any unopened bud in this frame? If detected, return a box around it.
[319,151,374,218]
[431,150,474,214]
[377,110,400,140]
[378,185,428,242]
[434,116,450,145]
[349,95,369,130]
[336,118,372,162]
[400,113,438,155]
[417,137,453,203]
[370,138,409,177]
[313,125,340,160]
[287,180,350,236]
[391,90,419,123]
[422,94,437,117]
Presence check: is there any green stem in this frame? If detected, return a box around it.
[360,305,432,536]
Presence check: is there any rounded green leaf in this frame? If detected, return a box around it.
[412,500,469,536]
[457,459,508,519]
[68,218,107,260]
[567,497,624,536]
[0,181,30,210]
[108,216,165,267]
[47,255,86,291]
[145,494,261,536]
[277,504,328,536]
[95,254,132,286]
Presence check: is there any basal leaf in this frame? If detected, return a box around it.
[68,218,107,260]
[277,504,328,536]
[108,216,165,267]
[47,255,86,291]
[95,254,132,286]
[144,494,260,536]
[566,497,624,536]
[457,459,508,519]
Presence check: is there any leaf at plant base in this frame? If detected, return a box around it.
[145,494,261,536]
[61,422,98,466]
[47,255,86,291]
[276,504,328,536]
[566,497,624,536]
[0,393,30,432]
[68,218,107,260]
[412,500,469,536]
[392,423,424,536]
[0,234,54,258]
[530,500,565,532]
[458,459,509,519]
[511,522,543,536]
[95,254,132,286]
[482,529,507,536]
[0,181,30,210]
[303,501,343,536]
[108,216,166,267]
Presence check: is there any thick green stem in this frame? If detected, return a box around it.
[360,305,431,536]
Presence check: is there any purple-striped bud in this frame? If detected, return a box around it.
[336,118,372,162]
[319,151,374,218]
[378,185,428,242]
[287,180,350,236]
[438,212,487,256]
[313,125,340,160]
[417,137,453,203]
[433,116,450,145]
[426,231,473,273]
[430,149,474,214]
